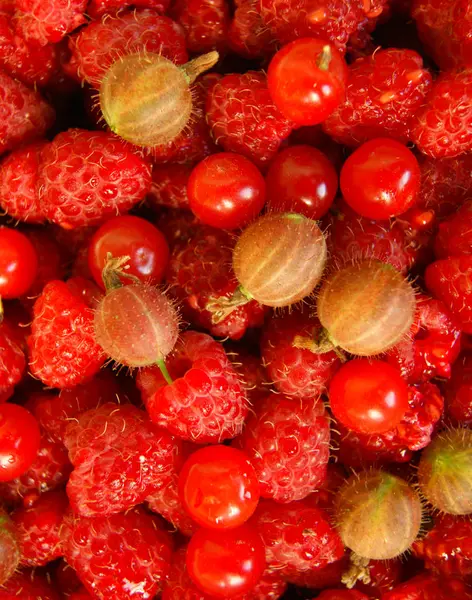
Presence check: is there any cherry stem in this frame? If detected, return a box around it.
[206,285,253,324]
[156,359,173,385]
[183,50,219,84]
[101,253,140,293]
[316,45,332,71]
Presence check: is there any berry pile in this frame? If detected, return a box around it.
[0,1,471,599]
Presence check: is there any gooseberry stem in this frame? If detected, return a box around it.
[206,285,253,324]
[101,253,140,292]
[182,51,219,84]
[157,359,173,385]
[293,328,346,362]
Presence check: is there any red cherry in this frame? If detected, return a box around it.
[187,152,266,230]
[329,360,409,434]
[340,138,420,220]
[88,215,170,289]
[267,38,347,126]
[179,445,260,530]
[265,145,338,219]
[0,404,41,481]
[186,523,266,598]
[0,228,38,299]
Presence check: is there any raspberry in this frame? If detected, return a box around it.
[53,559,83,596]
[11,490,68,567]
[349,557,403,597]
[435,201,472,258]
[0,70,55,156]
[425,255,472,334]
[148,163,191,211]
[157,209,201,250]
[316,592,369,600]
[37,129,152,230]
[171,0,230,53]
[444,353,472,425]
[225,343,269,404]
[206,71,293,168]
[323,48,432,147]
[65,9,188,87]
[0,570,60,600]
[236,393,330,503]
[305,463,346,512]
[413,514,472,579]
[382,572,472,600]
[0,318,26,392]
[14,0,87,45]
[61,506,173,600]
[412,69,472,158]
[64,403,180,516]
[228,0,278,59]
[87,0,170,18]
[284,556,348,589]
[251,499,344,576]
[0,141,46,224]
[166,226,266,340]
[23,229,67,302]
[387,295,462,383]
[28,280,104,389]
[140,331,249,443]
[0,508,20,585]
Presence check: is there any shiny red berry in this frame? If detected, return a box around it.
[0,404,41,482]
[0,228,38,300]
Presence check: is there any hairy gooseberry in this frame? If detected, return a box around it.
[335,470,422,560]
[100,51,219,147]
[0,509,19,585]
[418,428,472,515]
[317,260,416,356]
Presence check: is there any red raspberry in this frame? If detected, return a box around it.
[11,490,68,567]
[228,0,278,59]
[0,70,54,156]
[0,570,60,600]
[225,343,269,404]
[62,506,173,600]
[0,318,26,392]
[140,331,248,443]
[323,48,432,147]
[171,0,230,53]
[412,0,472,70]
[412,69,472,158]
[64,403,179,516]
[65,9,187,87]
[0,141,46,224]
[382,572,472,600]
[87,0,170,18]
[251,499,344,576]
[166,226,266,340]
[425,256,472,334]
[157,209,201,251]
[23,228,67,302]
[435,201,472,258]
[14,0,87,45]
[53,559,83,596]
[413,514,472,579]
[236,393,330,503]
[316,592,368,600]
[148,163,191,211]
[37,129,152,230]
[69,591,94,600]
[351,558,403,597]
[284,556,348,589]
[261,309,341,399]
[445,353,472,425]
[28,280,104,389]
[305,463,346,513]
[206,71,293,168]
[387,295,462,383]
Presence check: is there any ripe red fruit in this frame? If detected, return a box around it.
[186,524,266,598]
[188,153,266,230]
[148,163,191,211]
[0,228,38,302]
[268,38,347,126]
[0,318,26,395]
[228,0,278,59]
[265,145,337,219]
[171,0,230,53]
[0,570,61,600]
[329,360,409,434]
[435,201,472,258]
[445,353,472,425]
[179,445,260,529]
[88,215,170,289]
[382,572,472,600]
[317,591,369,600]
[0,509,20,585]
[0,404,40,482]
[14,0,87,45]
[340,138,420,220]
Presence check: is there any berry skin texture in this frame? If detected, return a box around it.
[425,256,472,334]
[148,163,191,210]
[171,0,230,53]
[186,524,266,598]
[206,71,293,169]
[0,227,38,300]
[340,138,420,220]
[87,0,170,18]
[28,280,104,389]
[317,592,369,600]
[188,152,266,230]
[412,69,472,158]
[323,48,432,147]
[435,201,472,258]
[445,353,472,425]
[38,129,152,230]
[142,331,249,443]
[382,573,472,600]
[0,318,26,392]
[0,404,40,482]
[236,393,330,504]
[0,509,20,585]
[228,0,278,59]
[0,570,61,600]
[64,403,180,516]
[62,506,173,600]
[14,0,87,45]
[268,38,348,126]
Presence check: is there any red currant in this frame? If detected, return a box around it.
[268,38,347,126]
[265,145,338,219]
[179,445,260,530]
[186,523,266,598]
[329,359,409,434]
[0,227,38,300]
[88,216,170,289]
[187,152,266,230]
[340,138,420,220]
[0,404,41,482]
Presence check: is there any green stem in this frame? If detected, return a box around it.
[157,359,173,385]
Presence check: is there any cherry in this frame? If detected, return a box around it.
[179,445,260,529]
[187,152,266,230]
[0,227,38,303]
[186,523,266,598]
[88,216,170,289]
[340,138,420,220]
[267,38,347,126]
[0,404,41,481]
[265,145,338,219]
[329,359,409,434]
